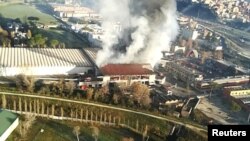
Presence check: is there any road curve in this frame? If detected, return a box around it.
[0,91,207,133]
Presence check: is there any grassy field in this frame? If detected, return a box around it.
[7,118,142,141]
[0,3,89,48]
[0,3,57,25]
[36,28,89,48]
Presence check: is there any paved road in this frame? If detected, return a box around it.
[0,91,207,133]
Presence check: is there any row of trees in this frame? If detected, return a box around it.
[73,125,99,141]
[0,17,65,48]
[84,83,151,109]
[27,33,65,48]
[0,27,65,48]
[0,94,163,141]
[14,75,152,109]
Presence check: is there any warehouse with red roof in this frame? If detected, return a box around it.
[99,64,156,86]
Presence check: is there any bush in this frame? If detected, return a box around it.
[230,101,241,112]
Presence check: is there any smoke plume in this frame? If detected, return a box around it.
[95,0,179,67]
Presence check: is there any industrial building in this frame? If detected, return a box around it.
[0,47,160,88]
[0,48,93,76]
[78,48,160,87]
[99,64,156,86]
[165,60,204,85]
[224,86,250,112]
[83,48,100,64]
[79,63,157,88]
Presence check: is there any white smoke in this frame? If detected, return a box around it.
[95,0,179,67]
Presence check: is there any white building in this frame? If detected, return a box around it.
[79,63,157,88]
[0,48,93,76]
[99,64,156,86]
[52,5,99,19]
[173,46,186,53]
[81,24,104,47]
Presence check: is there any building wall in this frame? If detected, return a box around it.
[102,76,110,85]
[102,75,156,86]
[0,118,19,141]
[57,12,99,18]
[0,66,93,76]
[149,75,156,84]
[224,93,250,112]
[229,89,250,97]
[79,81,103,88]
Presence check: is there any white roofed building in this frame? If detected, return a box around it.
[0,48,94,76]
[51,4,99,19]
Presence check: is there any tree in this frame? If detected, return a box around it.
[65,81,75,97]
[141,95,151,109]
[27,76,35,93]
[10,31,15,38]
[59,42,65,48]
[73,126,80,141]
[1,37,10,47]
[100,85,109,95]
[56,79,64,96]
[0,29,8,37]
[49,39,59,48]
[86,88,94,100]
[91,126,99,141]
[112,94,120,104]
[27,29,32,39]
[15,75,35,92]
[94,89,101,101]
[27,38,35,47]
[2,94,6,109]
[19,114,36,138]
[34,34,46,47]
[130,82,151,107]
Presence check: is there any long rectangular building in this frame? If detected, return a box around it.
[0,48,93,76]
[99,64,156,86]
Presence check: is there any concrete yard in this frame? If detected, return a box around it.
[197,95,250,125]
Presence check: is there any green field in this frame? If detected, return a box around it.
[0,3,89,48]
[0,3,57,25]
[7,118,142,141]
[37,28,89,48]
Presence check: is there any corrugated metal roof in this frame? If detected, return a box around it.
[100,64,154,76]
[0,48,93,67]
[83,48,100,63]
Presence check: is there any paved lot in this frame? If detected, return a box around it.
[197,95,250,125]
